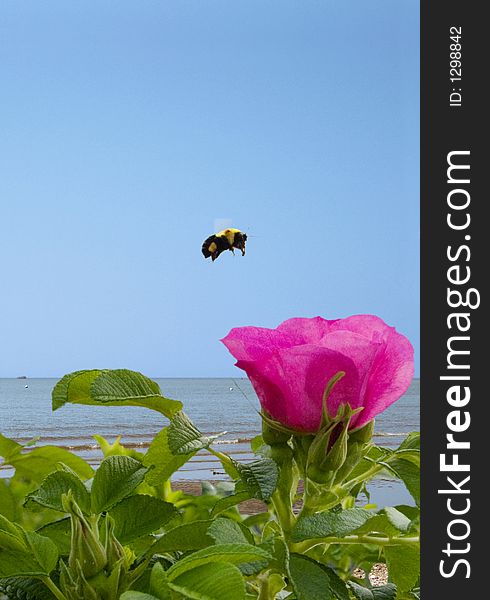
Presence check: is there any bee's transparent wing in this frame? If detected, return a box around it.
[213,217,233,232]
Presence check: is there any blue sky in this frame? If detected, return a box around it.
[0,1,419,377]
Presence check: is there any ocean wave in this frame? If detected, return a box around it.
[7,432,410,453]
[214,437,252,445]
[373,432,410,437]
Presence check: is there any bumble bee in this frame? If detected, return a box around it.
[202,228,248,261]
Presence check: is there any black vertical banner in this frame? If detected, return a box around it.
[421,1,486,597]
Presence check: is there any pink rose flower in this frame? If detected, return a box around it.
[221,315,414,433]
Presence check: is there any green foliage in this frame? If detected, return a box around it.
[288,554,349,600]
[291,508,374,542]
[210,490,252,517]
[165,543,271,579]
[208,517,253,545]
[0,576,58,600]
[24,465,91,514]
[167,411,222,454]
[349,580,397,600]
[143,427,194,485]
[0,516,58,578]
[90,455,148,513]
[0,369,420,600]
[233,457,279,501]
[384,545,420,592]
[109,495,177,544]
[151,520,216,553]
[385,456,420,507]
[169,561,247,600]
[0,433,93,484]
[37,518,71,555]
[52,369,182,418]
[0,480,16,521]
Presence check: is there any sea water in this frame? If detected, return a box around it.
[0,377,419,507]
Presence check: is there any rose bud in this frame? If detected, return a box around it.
[62,491,107,579]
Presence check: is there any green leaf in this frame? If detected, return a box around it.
[51,369,93,410]
[348,507,414,538]
[24,531,59,574]
[7,445,93,482]
[348,581,397,600]
[143,428,194,485]
[264,573,286,598]
[0,527,58,578]
[149,562,172,600]
[234,458,278,501]
[0,433,22,461]
[0,480,16,521]
[385,456,420,506]
[91,455,148,513]
[109,495,177,543]
[405,512,420,534]
[166,543,271,580]
[24,465,91,514]
[392,450,419,468]
[169,562,246,600]
[37,518,71,555]
[383,507,411,533]
[208,518,253,545]
[120,593,159,600]
[250,435,265,454]
[353,514,403,538]
[397,432,420,451]
[0,551,46,577]
[0,576,58,600]
[291,508,374,542]
[208,449,241,479]
[0,514,26,552]
[288,554,349,600]
[52,369,182,418]
[93,434,145,461]
[0,531,26,554]
[151,520,215,553]
[168,412,220,454]
[264,536,289,574]
[384,545,419,592]
[393,505,419,522]
[210,491,252,517]
[0,514,23,540]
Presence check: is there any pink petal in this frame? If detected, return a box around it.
[317,330,382,417]
[236,345,360,432]
[329,314,395,343]
[352,328,414,428]
[221,326,298,362]
[276,316,338,345]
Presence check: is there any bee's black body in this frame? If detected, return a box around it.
[202,228,247,261]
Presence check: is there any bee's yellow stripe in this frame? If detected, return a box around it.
[216,228,240,245]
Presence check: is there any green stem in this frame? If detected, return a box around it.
[152,479,173,501]
[40,577,67,600]
[291,534,419,554]
[344,464,384,489]
[300,480,348,516]
[322,534,420,546]
[271,491,295,535]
